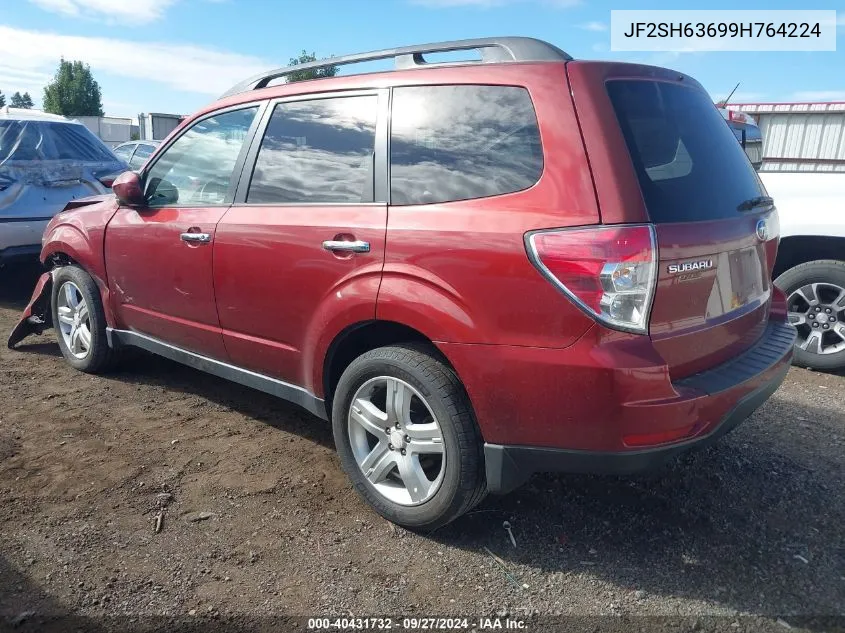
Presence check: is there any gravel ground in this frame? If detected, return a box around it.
[0,263,843,633]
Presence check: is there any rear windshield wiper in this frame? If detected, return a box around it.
[737,195,774,212]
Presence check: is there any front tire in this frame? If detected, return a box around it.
[332,345,486,531]
[775,259,845,370]
[51,265,116,374]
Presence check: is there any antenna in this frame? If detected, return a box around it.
[717,82,740,107]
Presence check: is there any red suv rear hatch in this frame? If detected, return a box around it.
[568,62,779,378]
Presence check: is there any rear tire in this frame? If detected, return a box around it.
[331,345,486,531]
[774,259,845,371]
[51,265,117,374]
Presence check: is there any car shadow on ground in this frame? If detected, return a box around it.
[433,400,845,620]
[11,341,62,358]
[104,351,336,451]
[0,554,90,632]
[91,343,845,622]
[0,263,43,312]
[0,553,298,632]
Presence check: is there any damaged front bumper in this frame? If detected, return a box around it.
[7,270,53,348]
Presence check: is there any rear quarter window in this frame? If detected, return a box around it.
[607,80,764,223]
[390,85,543,205]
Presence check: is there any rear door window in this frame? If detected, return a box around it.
[607,80,764,223]
[246,95,378,204]
[390,85,543,205]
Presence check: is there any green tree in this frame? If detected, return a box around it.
[42,59,104,116]
[10,91,34,109]
[0,90,5,108]
[286,50,338,83]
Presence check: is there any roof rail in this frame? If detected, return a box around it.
[220,36,571,98]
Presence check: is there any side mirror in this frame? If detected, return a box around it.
[97,172,120,188]
[112,171,144,206]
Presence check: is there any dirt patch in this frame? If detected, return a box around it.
[1,263,843,631]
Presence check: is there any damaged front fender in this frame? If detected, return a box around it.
[7,271,53,348]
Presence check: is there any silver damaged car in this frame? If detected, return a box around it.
[0,107,127,265]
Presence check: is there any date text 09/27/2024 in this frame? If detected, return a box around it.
[306,617,527,630]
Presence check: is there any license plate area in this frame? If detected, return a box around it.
[706,247,768,318]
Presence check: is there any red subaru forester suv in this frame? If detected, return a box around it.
[9,37,795,530]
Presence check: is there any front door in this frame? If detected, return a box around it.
[213,92,387,389]
[105,105,261,359]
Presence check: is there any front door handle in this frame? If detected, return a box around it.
[322,240,370,254]
[180,232,211,244]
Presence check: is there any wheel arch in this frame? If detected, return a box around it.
[320,320,459,413]
[774,235,845,279]
[41,233,117,329]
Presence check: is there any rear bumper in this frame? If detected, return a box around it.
[484,356,789,493]
[439,319,795,494]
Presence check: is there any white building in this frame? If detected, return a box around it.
[727,101,845,173]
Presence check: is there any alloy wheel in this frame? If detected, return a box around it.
[347,376,446,506]
[787,282,845,355]
[56,281,92,359]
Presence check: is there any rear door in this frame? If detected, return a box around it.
[213,91,387,388]
[569,63,779,378]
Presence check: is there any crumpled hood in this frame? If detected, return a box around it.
[0,161,123,220]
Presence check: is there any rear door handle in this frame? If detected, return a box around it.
[322,240,370,254]
[180,232,211,243]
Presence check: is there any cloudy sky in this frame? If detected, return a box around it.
[1,0,844,119]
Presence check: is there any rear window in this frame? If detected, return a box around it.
[607,80,764,223]
[727,121,763,169]
[0,120,116,163]
[390,85,543,206]
[129,143,155,169]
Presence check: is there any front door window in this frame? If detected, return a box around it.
[144,107,258,207]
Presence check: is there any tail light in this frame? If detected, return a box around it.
[728,109,756,125]
[526,224,657,333]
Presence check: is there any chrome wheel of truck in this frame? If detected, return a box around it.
[776,260,845,370]
[787,282,845,355]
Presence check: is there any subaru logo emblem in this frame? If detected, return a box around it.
[756,219,769,242]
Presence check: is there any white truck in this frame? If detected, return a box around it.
[766,171,845,370]
[723,107,845,370]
